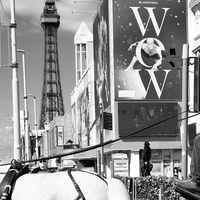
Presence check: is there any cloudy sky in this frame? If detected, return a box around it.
[0,0,99,128]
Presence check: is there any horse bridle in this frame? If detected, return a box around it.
[67,169,107,200]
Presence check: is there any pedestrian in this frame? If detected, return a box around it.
[56,157,62,171]
[32,159,50,173]
[141,141,153,176]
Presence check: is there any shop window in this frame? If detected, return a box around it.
[150,149,162,176]
[163,149,171,177]
[173,149,182,178]
[151,162,161,176]
[163,160,171,177]
[140,149,181,177]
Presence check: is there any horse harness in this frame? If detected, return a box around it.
[67,168,107,200]
[0,159,30,200]
[0,160,108,200]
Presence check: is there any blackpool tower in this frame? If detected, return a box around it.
[39,0,65,129]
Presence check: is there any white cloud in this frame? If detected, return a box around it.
[1,0,99,33]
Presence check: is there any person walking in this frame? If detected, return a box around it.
[141,141,153,176]
[32,159,50,173]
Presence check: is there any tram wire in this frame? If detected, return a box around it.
[0,110,199,167]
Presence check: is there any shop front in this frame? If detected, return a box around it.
[103,140,182,178]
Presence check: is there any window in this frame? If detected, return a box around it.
[50,126,64,148]
[82,51,87,71]
[50,127,56,149]
[54,128,57,147]
[82,44,87,72]
[76,43,87,82]
[57,126,64,146]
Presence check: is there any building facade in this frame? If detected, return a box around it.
[69,0,187,178]
[43,0,200,178]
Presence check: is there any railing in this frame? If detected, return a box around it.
[114,175,181,200]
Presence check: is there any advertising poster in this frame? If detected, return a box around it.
[113,158,129,177]
[42,131,48,158]
[118,102,179,137]
[113,0,187,100]
[93,0,110,118]
[71,103,76,142]
[77,87,90,146]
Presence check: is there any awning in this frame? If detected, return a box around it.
[104,140,182,154]
[62,148,98,160]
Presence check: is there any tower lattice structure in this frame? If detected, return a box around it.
[39,0,65,129]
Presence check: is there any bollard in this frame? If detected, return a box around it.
[159,186,164,200]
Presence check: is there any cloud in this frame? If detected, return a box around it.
[1,0,99,33]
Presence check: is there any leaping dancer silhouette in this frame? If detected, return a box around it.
[125,38,168,71]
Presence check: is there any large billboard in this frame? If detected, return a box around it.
[94,0,110,117]
[113,0,187,100]
[118,102,180,137]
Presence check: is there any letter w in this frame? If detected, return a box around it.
[130,7,170,36]
[146,70,170,98]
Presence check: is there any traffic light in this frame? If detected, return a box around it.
[194,57,200,112]
[30,137,36,156]
[103,112,112,130]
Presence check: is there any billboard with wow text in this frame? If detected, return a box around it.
[113,0,187,100]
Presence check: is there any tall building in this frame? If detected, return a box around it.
[39,0,65,129]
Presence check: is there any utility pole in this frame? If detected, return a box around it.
[182,44,189,179]
[29,94,39,160]
[99,101,105,176]
[17,49,30,161]
[11,0,21,161]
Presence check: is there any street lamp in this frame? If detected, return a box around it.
[99,100,104,176]
[28,94,39,159]
[17,49,30,161]
[182,44,189,179]
[11,0,21,161]
[168,44,189,178]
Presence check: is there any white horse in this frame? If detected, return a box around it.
[11,169,130,200]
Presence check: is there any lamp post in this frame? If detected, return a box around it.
[99,100,104,176]
[17,49,30,161]
[181,44,189,179]
[11,0,21,161]
[29,94,38,159]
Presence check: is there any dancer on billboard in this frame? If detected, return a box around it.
[96,16,109,110]
[125,37,168,71]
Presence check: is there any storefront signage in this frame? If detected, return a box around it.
[113,158,129,177]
